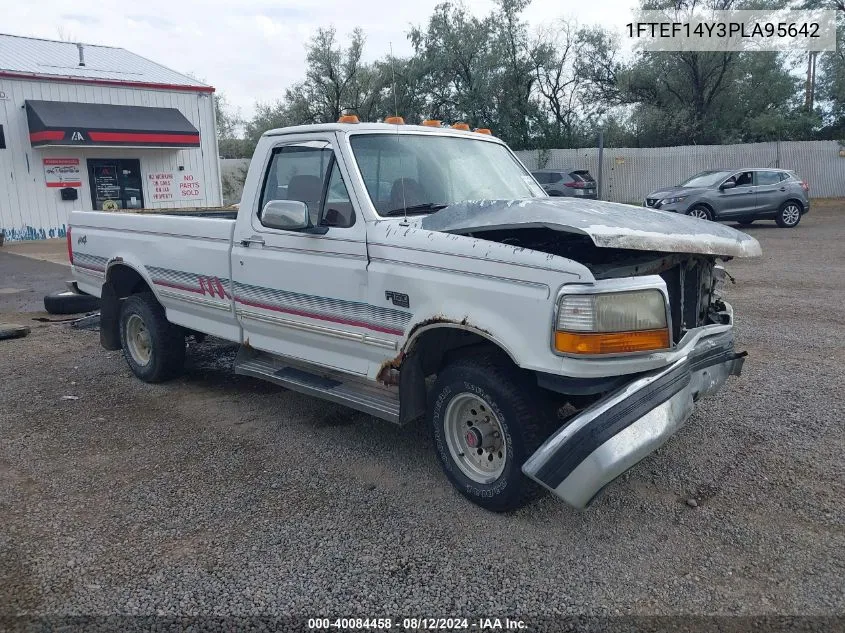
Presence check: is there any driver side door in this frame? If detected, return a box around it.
[231,135,371,375]
[716,170,756,218]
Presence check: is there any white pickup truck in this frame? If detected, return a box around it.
[69,121,761,511]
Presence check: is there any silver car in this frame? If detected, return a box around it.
[532,168,598,199]
[644,168,810,228]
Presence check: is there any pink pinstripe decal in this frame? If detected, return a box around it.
[234,295,405,336]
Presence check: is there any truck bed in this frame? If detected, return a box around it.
[102,206,239,220]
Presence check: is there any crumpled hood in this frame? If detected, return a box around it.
[420,198,761,258]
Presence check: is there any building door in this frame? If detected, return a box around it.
[87,159,144,210]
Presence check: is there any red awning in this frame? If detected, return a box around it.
[26,100,200,148]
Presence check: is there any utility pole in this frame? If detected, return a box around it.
[597,130,604,201]
[805,51,818,112]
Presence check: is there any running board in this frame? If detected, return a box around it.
[234,348,401,424]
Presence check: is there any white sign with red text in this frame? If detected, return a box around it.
[43,158,82,188]
[148,171,204,203]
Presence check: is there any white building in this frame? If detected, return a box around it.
[0,33,222,242]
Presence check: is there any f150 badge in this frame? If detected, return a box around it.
[385,290,410,308]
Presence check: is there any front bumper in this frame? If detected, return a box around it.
[522,330,746,509]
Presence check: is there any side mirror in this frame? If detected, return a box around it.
[720,181,736,190]
[260,200,310,231]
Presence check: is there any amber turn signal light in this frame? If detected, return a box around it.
[554,329,670,355]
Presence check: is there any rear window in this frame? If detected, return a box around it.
[755,171,782,186]
[570,170,595,183]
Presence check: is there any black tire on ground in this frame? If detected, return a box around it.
[738,220,754,226]
[0,323,31,340]
[43,290,100,315]
[686,205,714,221]
[428,352,554,512]
[775,201,802,228]
[119,292,185,383]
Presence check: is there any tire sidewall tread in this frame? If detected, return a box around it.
[428,353,551,512]
[119,293,185,383]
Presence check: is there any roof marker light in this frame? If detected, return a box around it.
[338,114,360,124]
[385,116,405,124]
[474,128,492,135]
[451,122,470,131]
[422,119,441,127]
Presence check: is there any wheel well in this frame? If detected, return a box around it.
[405,326,515,377]
[395,325,518,425]
[107,264,151,298]
[782,198,804,210]
[690,202,714,213]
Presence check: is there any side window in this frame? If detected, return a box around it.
[259,145,332,225]
[532,172,546,184]
[322,161,355,228]
[755,171,781,186]
[735,171,753,187]
[779,172,792,182]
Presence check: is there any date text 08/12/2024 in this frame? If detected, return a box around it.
[307,617,527,630]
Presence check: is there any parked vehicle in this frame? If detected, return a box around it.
[644,168,809,228]
[68,122,760,512]
[531,168,597,199]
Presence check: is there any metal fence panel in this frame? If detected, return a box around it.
[516,141,845,202]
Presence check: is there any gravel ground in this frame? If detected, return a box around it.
[1,203,844,628]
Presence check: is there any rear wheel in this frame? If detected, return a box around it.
[687,205,713,221]
[119,293,185,382]
[776,201,802,228]
[428,352,552,512]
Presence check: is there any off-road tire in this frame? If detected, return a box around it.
[44,290,100,315]
[119,293,185,383]
[428,352,553,512]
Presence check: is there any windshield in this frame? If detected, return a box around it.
[349,133,545,216]
[680,170,734,188]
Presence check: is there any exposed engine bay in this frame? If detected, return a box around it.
[465,228,730,344]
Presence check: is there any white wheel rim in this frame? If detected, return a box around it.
[783,205,800,225]
[689,208,709,220]
[125,314,152,365]
[443,393,507,483]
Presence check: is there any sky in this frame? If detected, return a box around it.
[2,0,638,118]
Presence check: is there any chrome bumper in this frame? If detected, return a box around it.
[522,331,746,509]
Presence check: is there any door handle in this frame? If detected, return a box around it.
[779,187,786,191]
[240,236,265,247]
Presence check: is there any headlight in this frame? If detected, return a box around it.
[554,289,670,355]
[661,195,688,205]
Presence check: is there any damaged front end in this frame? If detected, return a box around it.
[523,330,746,509]
[417,198,760,508]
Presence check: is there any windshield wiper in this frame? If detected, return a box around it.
[383,203,448,216]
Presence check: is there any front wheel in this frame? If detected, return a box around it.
[428,353,552,512]
[687,205,713,221]
[119,293,185,383]
[776,201,802,228]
